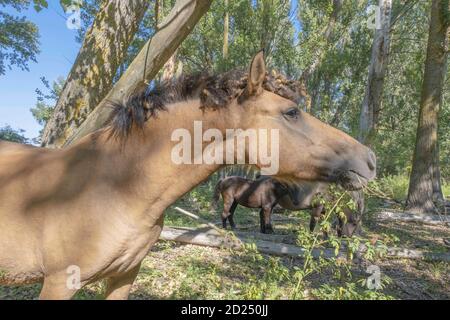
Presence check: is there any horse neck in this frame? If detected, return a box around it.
[91,99,237,217]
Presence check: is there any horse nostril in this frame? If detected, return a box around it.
[367,150,376,171]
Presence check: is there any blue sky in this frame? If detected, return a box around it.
[0,2,80,139]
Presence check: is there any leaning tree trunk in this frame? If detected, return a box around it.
[41,0,151,148]
[358,0,392,144]
[406,0,449,214]
[161,51,179,82]
[159,0,180,82]
[63,0,213,146]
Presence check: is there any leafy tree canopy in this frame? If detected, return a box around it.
[0,0,49,75]
[0,125,29,143]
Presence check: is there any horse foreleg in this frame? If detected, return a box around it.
[104,263,141,300]
[259,209,265,233]
[310,205,329,239]
[336,215,345,237]
[39,273,79,300]
[221,197,234,229]
[260,206,274,234]
[309,205,323,232]
[228,201,238,229]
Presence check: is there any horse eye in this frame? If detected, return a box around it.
[283,108,300,120]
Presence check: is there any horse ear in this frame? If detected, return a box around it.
[247,50,266,96]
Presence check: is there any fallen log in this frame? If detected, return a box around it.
[168,225,290,243]
[385,247,450,262]
[159,226,339,259]
[159,226,450,262]
[376,210,450,226]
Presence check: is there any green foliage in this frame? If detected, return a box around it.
[180,0,297,75]
[443,181,450,198]
[0,0,47,11]
[31,101,54,126]
[0,0,41,75]
[311,282,394,300]
[238,244,291,299]
[0,125,29,143]
[441,0,450,28]
[290,188,391,299]
[369,174,411,203]
[31,76,64,125]
[30,76,64,143]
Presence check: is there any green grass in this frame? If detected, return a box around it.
[371,174,410,203]
[371,174,450,203]
[442,181,450,199]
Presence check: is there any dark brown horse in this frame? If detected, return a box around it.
[277,181,365,237]
[214,177,364,237]
[212,176,298,233]
[0,51,375,299]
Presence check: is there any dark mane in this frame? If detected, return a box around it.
[107,69,305,139]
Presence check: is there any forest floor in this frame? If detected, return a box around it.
[0,184,449,300]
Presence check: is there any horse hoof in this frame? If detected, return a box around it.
[261,227,274,234]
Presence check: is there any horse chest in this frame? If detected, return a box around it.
[98,219,163,277]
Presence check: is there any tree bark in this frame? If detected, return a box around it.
[432,143,444,203]
[41,0,151,148]
[63,0,213,147]
[161,51,179,82]
[155,0,161,30]
[406,0,449,214]
[358,0,392,144]
[222,0,229,59]
[160,1,180,82]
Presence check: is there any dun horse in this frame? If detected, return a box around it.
[0,52,376,299]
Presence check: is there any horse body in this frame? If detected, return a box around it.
[277,181,328,210]
[0,52,376,299]
[0,100,226,298]
[0,137,165,295]
[214,176,364,237]
[277,181,365,237]
[213,176,289,233]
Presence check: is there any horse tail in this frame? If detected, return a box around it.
[212,178,223,210]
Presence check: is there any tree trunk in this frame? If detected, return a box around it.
[159,0,180,82]
[63,0,213,147]
[299,0,342,111]
[41,0,151,148]
[406,0,449,214]
[222,0,229,60]
[358,0,392,144]
[161,51,179,82]
[155,0,162,30]
[432,143,444,203]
